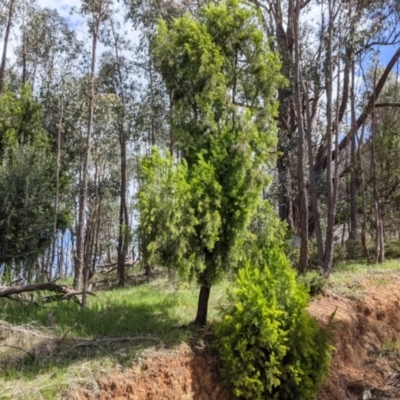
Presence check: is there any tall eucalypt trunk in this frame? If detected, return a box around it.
[371,93,385,263]
[322,0,341,278]
[293,0,308,274]
[74,0,107,293]
[0,0,15,93]
[109,18,130,287]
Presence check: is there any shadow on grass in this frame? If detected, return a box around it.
[1,287,200,382]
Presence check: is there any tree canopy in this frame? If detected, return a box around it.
[138,0,285,325]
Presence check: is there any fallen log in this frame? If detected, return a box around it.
[0,281,95,304]
[98,259,140,274]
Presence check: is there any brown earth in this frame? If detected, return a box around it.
[69,342,234,400]
[71,272,400,400]
[312,272,400,400]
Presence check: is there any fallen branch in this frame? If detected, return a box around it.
[97,259,140,274]
[0,281,95,304]
[0,344,34,358]
[70,335,160,350]
[0,320,54,340]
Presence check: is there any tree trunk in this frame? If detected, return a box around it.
[357,126,372,263]
[322,0,340,278]
[0,0,15,93]
[349,59,357,240]
[301,73,323,268]
[117,125,129,286]
[51,99,64,279]
[109,19,130,288]
[194,271,211,326]
[315,48,400,174]
[293,1,308,273]
[371,106,385,263]
[74,5,103,291]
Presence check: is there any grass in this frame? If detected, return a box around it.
[0,273,231,400]
[328,258,400,298]
[3,258,400,399]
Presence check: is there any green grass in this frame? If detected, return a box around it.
[3,258,400,399]
[0,275,230,400]
[328,258,400,298]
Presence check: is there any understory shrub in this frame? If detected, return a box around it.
[385,242,400,259]
[298,270,327,297]
[345,239,367,261]
[215,248,333,400]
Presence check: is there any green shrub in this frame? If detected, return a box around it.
[332,244,348,265]
[215,248,333,400]
[298,270,326,297]
[345,239,366,261]
[385,242,400,259]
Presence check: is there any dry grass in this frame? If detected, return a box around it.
[0,275,230,399]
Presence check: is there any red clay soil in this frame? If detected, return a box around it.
[71,272,400,400]
[311,272,400,400]
[69,343,234,400]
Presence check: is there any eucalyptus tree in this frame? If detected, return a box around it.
[139,0,284,325]
[98,11,138,286]
[0,0,16,92]
[15,6,82,90]
[74,0,113,291]
[251,0,400,275]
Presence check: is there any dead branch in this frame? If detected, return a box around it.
[98,259,140,274]
[70,335,160,350]
[1,344,34,358]
[60,323,78,341]
[0,281,94,303]
[315,47,400,173]
[0,320,54,340]
[374,102,400,108]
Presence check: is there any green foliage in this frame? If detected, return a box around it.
[0,84,49,156]
[0,145,55,269]
[137,148,197,278]
[345,239,367,261]
[384,242,400,259]
[139,0,284,295]
[298,270,327,297]
[215,251,332,400]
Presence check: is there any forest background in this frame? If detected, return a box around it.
[1,0,400,321]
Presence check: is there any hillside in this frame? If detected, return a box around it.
[3,263,400,399]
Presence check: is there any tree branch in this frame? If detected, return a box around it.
[315,47,400,174]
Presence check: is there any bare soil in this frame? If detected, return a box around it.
[71,271,400,400]
[69,342,233,400]
[312,271,400,400]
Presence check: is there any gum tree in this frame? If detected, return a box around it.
[138,0,284,326]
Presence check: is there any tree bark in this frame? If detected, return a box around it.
[322,0,340,278]
[349,58,357,240]
[293,0,308,273]
[109,19,130,288]
[371,107,385,263]
[194,271,211,326]
[315,47,400,174]
[0,281,94,300]
[74,1,105,291]
[0,0,15,93]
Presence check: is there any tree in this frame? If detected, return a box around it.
[0,145,56,279]
[74,0,112,292]
[0,83,48,156]
[0,0,16,93]
[138,0,284,326]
